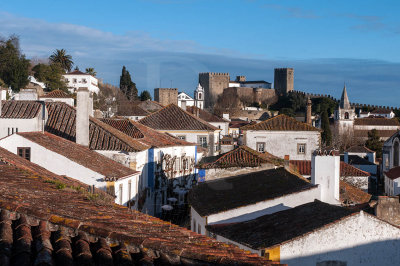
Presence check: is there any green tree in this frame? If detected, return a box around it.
[32,63,67,91]
[49,49,74,72]
[140,90,152,101]
[0,36,29,92]
[119,66,138,100]
[366,129,383,158]
[85,67,96,76]
[321,110,332,146]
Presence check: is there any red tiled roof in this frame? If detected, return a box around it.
[229,120,255,128]
[354,117,400,126]
[198,146,282,169]
[340,181,372,205]
[40,89,72,99]
[186,106,229,123]
[134,100,164,113]
[18,132,138,179]
[345,145,375,153]
[139,104,219,131]
[385,166,400,180]
[289,160,370,177]
[241,114,321,131]
[45,102,149,152]
[371,109,393,114]
[353,129,399,138]
[101,118,195,148]
[0,164,278,265]
[1,100,42,119]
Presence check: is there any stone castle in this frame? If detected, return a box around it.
[199,68,294,111]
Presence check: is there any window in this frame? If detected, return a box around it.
[298,143,306,154]
[177,135,186,140]
[175,158,181,171]
[256,142,265,152]
[193,219,196,231]
[7,128,10,136]
[119,184,123,205]
[17,147,31,161]
[198,136,207,148]
[82,79,87,83]
[15,128,18,133]
[344,112,349,119]
[73,78,77,83]
[11,128,14,134]
[198,224,201,234]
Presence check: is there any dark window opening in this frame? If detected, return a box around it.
[17,147,31,161]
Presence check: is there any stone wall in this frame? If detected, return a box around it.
[274,68,294,95]
[199,73,230,109]
[375,196,400,226]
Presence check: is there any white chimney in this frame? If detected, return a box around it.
[311,150,340,205]
[76,87,90,147]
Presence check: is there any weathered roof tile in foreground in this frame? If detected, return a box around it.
[189,168,316,217]
[139,104,219,131]
[241,114,321,131]
[0,163,280,265]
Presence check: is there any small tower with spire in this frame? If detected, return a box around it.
[334,84,355,137]
[194,83,204,109]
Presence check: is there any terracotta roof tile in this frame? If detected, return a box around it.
[40,90,72,98]
[198,146,282,169]
[139,104,219,131]
[340,181,372,205]
[186,106,229,123]
[101,118,195,148]
[289,160,370,177]
[189,168,316,216]
[17,132,138,179]
[0,164,279,265]
[353,129,399,138]
[45,102,149,152]
[354,117,400,126]
[0,100,43,119]
[241,114,321,131]
[64,70,90,75]
[385,166,400,180]
[206,200,358,250]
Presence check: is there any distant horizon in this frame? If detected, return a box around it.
[1,0,399,106]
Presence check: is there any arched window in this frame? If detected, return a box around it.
[394,141,400,167]
[198,93,202,100]
[344,112,349,119]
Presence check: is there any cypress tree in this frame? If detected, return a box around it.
[321,110,332,146]
[119,66,138,100]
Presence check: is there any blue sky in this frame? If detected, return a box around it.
[1,0,399,105]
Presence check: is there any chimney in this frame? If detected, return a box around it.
[76,87,90,147]
[311,149,340,205]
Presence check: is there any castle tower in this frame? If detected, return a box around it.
[334,84,355,137]
[199,72,230,110]
[154,88,178,106]
[306,97,312,125]
[194,83,204,109]
[274,68,294,95]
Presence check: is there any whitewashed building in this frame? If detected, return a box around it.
[0,100,46,139]
[384,167,400,196]
[139,104,221,156]
[186,106,230,137]
[177,92,195,109]
[63,70,99,94]
[382,131,400,174]
[0,131,140,206]
[207,200,400,266]
[241,114,321,160]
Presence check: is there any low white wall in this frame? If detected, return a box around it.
[280,212,400,266]
[0,116,44,139]
[191,207,207,235]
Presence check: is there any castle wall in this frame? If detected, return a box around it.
[274,68,294,95]
[199,73,230,109]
